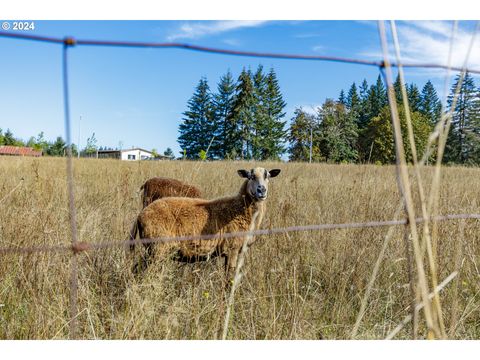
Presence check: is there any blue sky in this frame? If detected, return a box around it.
[1,20,479,156]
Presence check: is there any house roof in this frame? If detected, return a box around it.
[97,148,171,159]
[120,148,153,155]
[0,145,42,157]
[97,148,153,155]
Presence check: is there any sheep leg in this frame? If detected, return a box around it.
[225,250,239,283]
[132,242,156,275]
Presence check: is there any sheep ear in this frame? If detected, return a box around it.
[269,169,281,178]
[238,170,250,178]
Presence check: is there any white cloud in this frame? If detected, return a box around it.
[312,45,325,53]
[359,21,480,77]
[167,20,270,41]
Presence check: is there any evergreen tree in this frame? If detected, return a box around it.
[252,65,267,160]
[317,99,358,163]
[0,129,3,145]
[367,75,387,121]
[259,68,287,160]
[445,72,480,164]
[420,80,442,126]
[231,68,256,159]
[178,77,215,159]
[346,82,361,127]
[213,70,237,159]
[406,83,422,113]
[3,129,16,145]
[287,108,320,161]
[393,74,403,104]
[358,79,370,129]
[47,136,67,156]
[338,89,347,105]
[346,83,360,111]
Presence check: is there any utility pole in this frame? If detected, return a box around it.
[77,115,81,158]
[309,125,313,163]
[309,104,315,164]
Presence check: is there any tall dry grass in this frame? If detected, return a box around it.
[0,157,478,339]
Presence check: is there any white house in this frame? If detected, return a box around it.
[97,148,168,161]
[120,148,154,161]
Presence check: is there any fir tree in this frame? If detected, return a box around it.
[358,79,371,129]
[47,136,67,156]
[445,72,480,164]
[367,75,387,120]
[406,83,422,113]
[346,82,361,126]
[338,89,347,105]
[231,68,256,159]
[393,74,404,104]
[213,70,237,159]
[178,77,215,159]
[252,65,267,160]
[3,129,16,146]
[346,83,360,109]
[259,68,287,160]
[420,80,442,126]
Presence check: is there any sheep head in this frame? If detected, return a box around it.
[237,167,281,202]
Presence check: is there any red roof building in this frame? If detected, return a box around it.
[0,145,42,157]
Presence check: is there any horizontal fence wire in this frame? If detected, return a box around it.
[0,213,478,256]
[1,31,480,74]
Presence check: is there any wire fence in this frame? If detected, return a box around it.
[0,23,479,340]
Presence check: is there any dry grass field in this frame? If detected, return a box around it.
[0,156,479,339]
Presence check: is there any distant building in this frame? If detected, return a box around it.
[97,148,171,161]
[0,145,42,157]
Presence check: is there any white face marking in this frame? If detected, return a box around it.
[246,167,270,201]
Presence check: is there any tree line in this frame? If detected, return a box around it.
[0,130,104,157]
[0,129,175,158]
[180,67,480,165]
[3,70,479,165]
[0,130,75,156]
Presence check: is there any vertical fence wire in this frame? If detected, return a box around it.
[62,39,80,339]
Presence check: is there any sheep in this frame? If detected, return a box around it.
[128,177,202,251]
[140,177,202,209]
[129,167,281,276]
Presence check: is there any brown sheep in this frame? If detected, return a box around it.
[140,177,202,209]
[128,177,202,251]
[129,167,281,276]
